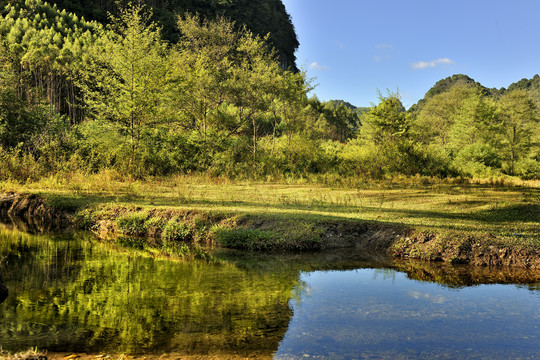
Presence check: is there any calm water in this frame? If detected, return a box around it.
[0,221,538,359]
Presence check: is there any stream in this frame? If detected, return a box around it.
[0,220,538,359]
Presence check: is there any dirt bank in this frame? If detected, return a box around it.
[391,230,540,269]
[0,191,538,268]
[0,191,73,231]
[2,351,272,360]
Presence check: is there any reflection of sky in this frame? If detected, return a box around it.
[275,269,540,360]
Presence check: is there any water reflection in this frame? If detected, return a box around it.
[275,269,540,360]
[394,259,540,286]
[0,279,7,304]
[0,219,538,359]
[0,226,296,356]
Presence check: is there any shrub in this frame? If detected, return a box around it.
[215,228,280,251]
[162,218,192,245]
[117,212,149,236]
[516,157,540,180]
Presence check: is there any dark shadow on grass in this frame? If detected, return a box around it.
[41,190,539,236]
[472,204,540,223]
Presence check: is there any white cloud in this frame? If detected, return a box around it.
[411,58,455,70]
[309,62,329,71]
[375,43,394,49]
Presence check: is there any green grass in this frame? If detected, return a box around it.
[1,173,538,250]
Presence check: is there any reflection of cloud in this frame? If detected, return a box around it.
[309,62,329,71]
[408,291,447,304]
[411,58,455,70]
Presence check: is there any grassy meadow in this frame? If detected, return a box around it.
[1,173,538,251]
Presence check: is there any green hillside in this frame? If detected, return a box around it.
[58,0,298,70]
[0,0,299,70]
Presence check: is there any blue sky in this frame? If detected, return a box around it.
[281,0,540,108]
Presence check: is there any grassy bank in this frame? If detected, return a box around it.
[0,173,538,265]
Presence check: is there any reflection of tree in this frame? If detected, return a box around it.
[0,242,7,304]
[393,259,540,289]
[0,278,7,304]
[0,227,298,356]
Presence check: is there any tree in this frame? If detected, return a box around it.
[497,89,538,175]
[414,84,478,147]
[171,14,239,136]
[273,70,310,148]
[80,3,169,165]
[171,14,289,154]
[0,0,100,122]
[229,29,281,154]
[363,91,411,146]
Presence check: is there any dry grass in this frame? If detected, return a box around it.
[0,349,47,360]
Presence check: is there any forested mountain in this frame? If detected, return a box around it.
[411,74,539,178]
[412,73,540,115]
[329,100,356,110]
[425,74,501,98]
[409,74,503,115]
[328,100,369,116]
[0,0,299,70]
[506,74,540,118]
[507,74,540,92]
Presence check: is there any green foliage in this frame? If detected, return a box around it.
[216,228,279,251]
[0,146,44,181]
[117,211,149,236]
[312,100,361,142]
[452,143,502,178]
[46,0,299,70]
[497,89,539,175]
[363,92,411,145]
[410,74,501,116]
[0,0,101,122]
[412,77,540,179]
[68,119,126,172]
[162,217,192,244]
[516,156,540,180]
[348,91,449,178]
[79,3,169,171]
[0,91,46,150]
[257,135,330,177]
[1,1,538,181]
[414,84,478,147]
[506,74,540,93]
[0,227,298,354]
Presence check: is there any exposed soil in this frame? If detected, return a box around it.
[0,192,73,231]
[391,230,540,269]
[7,352,273,360]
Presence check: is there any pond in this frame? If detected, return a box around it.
[0,219,538,359]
